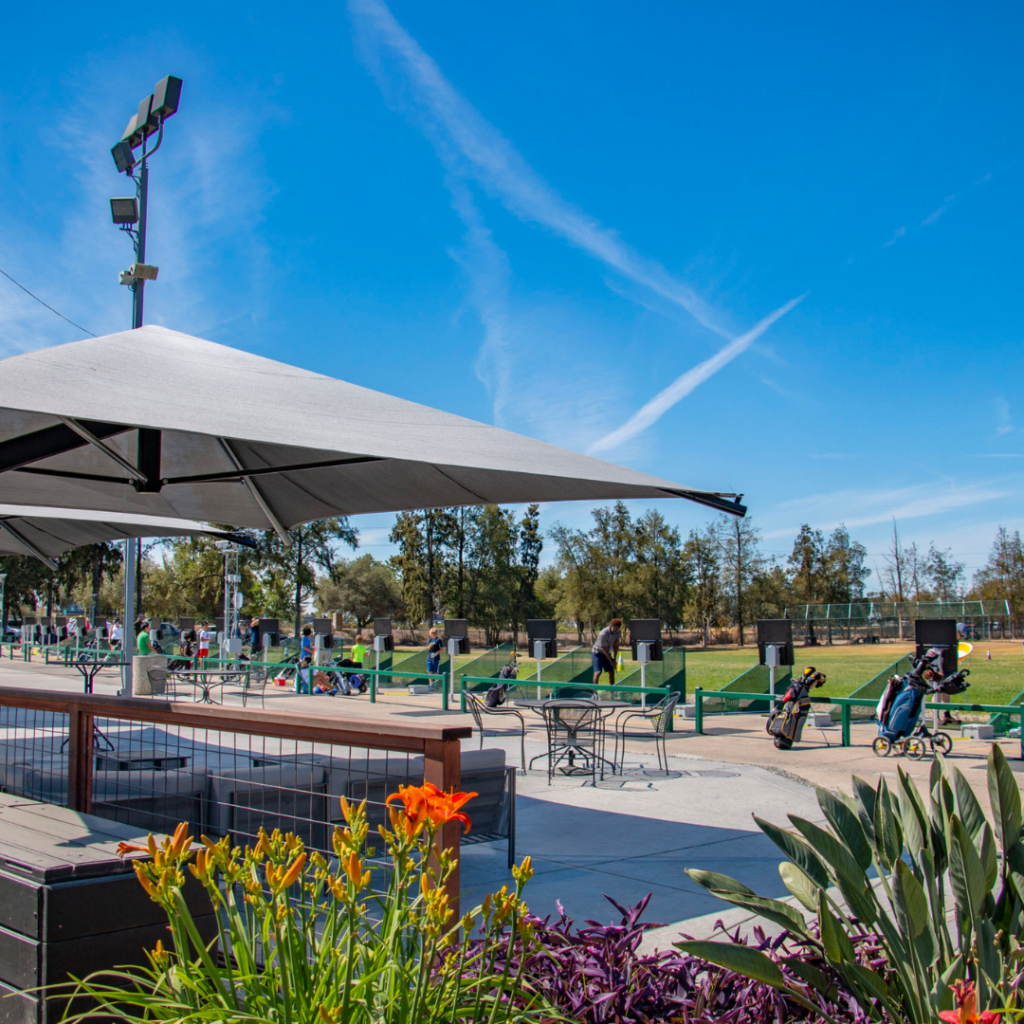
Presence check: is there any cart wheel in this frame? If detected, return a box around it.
[872,737,892,757]
[932,732,952,756]
[905,736,926,760]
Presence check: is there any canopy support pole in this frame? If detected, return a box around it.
[57,417,148,485]
[218,439,291,544]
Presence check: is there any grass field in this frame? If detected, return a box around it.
[388,640,1024,708]
[687,641,1024,707]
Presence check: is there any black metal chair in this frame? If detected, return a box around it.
[534,699,609,785]
[465,690,527,773]
[612,691,680,772]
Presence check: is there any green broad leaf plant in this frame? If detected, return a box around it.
[680,746,1024,1024]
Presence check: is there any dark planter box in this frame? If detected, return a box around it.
[0,793,216,1024]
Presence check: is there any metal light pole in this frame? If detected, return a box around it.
[110,76,182,693]
[0,573,7,641]
[216,542,244,656]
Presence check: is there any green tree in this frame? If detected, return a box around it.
[513,504,544,641]
[819,525,870,603]
[684,525,721,647]
[716,515,764,645]
[0,555,50,622]
[258,519,358,636]
[971,527,1024,627]
[549,523,600,643]
[587,502,635,622]
[787,524,825,603]
[924,543,964,601]
[746,562,792,621]
[628,509,688,626]
[465,506,518,646]
[318,555,402,628]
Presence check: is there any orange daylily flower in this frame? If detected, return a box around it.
[385,782,478,834]
[939,981,1000,1024]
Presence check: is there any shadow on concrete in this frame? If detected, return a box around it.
[460,793,789,927]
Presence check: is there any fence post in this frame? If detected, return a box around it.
[67,705,94,814]
[423,737,462,917]
[1020,710,1023,762]
[369,671,377,704]
[694,687,703,735]
[841,702,851,747]
[441,672,449,712]
[460,674,467,713]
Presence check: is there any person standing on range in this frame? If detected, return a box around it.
[426,628,443,675]
[592,618,622,687]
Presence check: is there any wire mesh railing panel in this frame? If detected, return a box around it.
[0,706,71,803]
[459,644,516,689]
[85,717,429,861]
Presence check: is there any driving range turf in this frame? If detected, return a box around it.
[406,640,1024,708]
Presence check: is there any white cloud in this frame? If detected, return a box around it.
[763,480,1008,538]
[587,294,805,454]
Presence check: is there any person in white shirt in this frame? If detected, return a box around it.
[109,620,124,648]
[198,622,214,659]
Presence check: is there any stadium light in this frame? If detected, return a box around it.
[110,197,138,224]
[111,140,136,173]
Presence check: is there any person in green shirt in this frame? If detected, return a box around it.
[137,621,155,656]
[351,634,367,668]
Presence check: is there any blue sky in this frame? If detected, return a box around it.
[1,1,1022,586]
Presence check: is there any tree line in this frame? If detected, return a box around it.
[4,502,1022,644]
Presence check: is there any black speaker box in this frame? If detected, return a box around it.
[757,619,794,666]
[915,619,958,676]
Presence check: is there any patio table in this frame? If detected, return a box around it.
[516,699,628,775]
[167,668,246,705]
[70,657,129,694]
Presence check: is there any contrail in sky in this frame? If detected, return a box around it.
[349,0,728,337]
[588,294,807,454]
[350,0,806,441]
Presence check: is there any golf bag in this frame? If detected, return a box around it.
[877,677,928,743]
[876,647,971,743]
[767,669,826,750]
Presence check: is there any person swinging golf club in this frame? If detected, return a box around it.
[592,618,622,687]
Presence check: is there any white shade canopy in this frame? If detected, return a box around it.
[0,326,745,536]
[0,504,247,569]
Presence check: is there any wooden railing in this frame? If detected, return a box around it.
[0,686,473,903]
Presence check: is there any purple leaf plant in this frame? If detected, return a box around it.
[463,893,888,1024]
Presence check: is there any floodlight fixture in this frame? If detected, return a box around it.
[111,139,136,174]
[127,94,160,148]
[129,262,159,280]
[152,76,182,119]
[110,197,139,224]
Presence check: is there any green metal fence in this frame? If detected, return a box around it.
[698,663,784,715]
[991,687,1024,735]
[691,688,1024,759]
